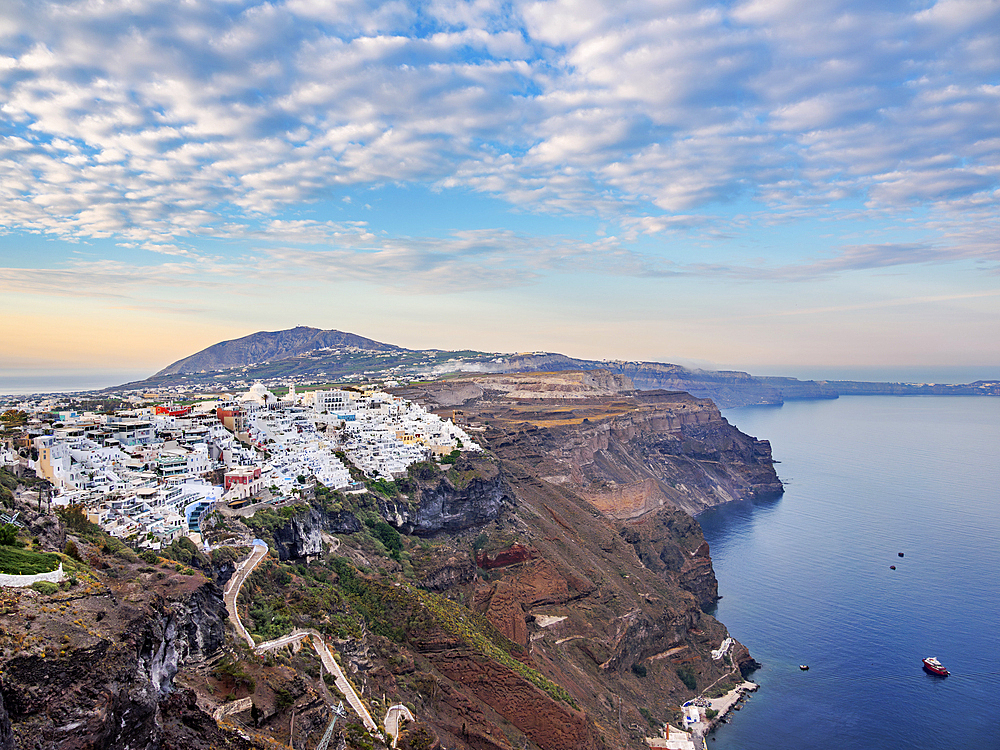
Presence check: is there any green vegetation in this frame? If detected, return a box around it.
[366,519,402,561]
[406,461,438,481]
[676,666,698,691]
[243,504,310,536]
[30,581,59,595]
[139,549,160,565]
[330,557,403,641]
[211,655,256,692]
[345,723,376,750]
[471,533,489,552]
[407,585,577,708]
[439,449,461,465]
[631,662,648,678]
[274,687,296,710]
[211,546,241,567]
[0,545,61,575]
[639,707,659,728]
[706,708,719,720]
[0,524,18,546]
[162,536,210,569]
[0,468,20,508]
[366,478,398,498]
[58,505,100,537]
[445,467,481,489]
[1,410,28,427]
[248,599,293,641]
[313,482,347,513]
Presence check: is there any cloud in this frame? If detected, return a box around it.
[667,240,1000,282]
[0,0,996,272]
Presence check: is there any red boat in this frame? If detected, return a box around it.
[922,657,949,676]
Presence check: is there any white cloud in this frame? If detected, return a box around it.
[0,0,996,275]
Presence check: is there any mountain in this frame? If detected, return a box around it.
[128,326,999,408]
[155,326,404,376]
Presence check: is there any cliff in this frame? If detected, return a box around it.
[263,455,514,560]
[128,325,998,406]
[399,373,783,516]
[0,543,246,749]
[6,373,773,750]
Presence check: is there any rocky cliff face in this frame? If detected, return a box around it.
[271,506,361,560]
[268,455,513,561]
[398,455,514,536]
[402,377,782,516]
[6,371,774,750]
[0,557,237,750]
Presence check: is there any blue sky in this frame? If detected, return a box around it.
[1,0,998,386]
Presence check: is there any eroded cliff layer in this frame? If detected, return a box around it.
[399,372,783,516]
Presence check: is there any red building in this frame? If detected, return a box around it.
[224,466,261,491]
[155,404,192,417]
[216,407,245,433]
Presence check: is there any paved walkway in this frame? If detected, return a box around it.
[256,628,379,734]
[222,541,381,735]
[384,704,415,747]
[222,540,269,648]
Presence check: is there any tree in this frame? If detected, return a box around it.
[0,410,28,428]
[0,524,18,546]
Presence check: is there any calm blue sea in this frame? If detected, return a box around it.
[699,396,1000,749]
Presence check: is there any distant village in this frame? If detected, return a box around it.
[0,381,478,550]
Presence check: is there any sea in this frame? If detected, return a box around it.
[698,396,1000,749]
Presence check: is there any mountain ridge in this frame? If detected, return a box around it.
[155,325,404,376]
[132,326,1000,408]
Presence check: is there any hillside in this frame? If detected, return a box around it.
[155,326,404,376]
[0,377,777,750]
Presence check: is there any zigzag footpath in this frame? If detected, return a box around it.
[222,539,269,648]
[256,629,379,735]
[223,540,380,735]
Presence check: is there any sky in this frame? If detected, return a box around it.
[1,0,999,389]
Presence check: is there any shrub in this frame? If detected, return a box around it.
[63,540,82,561]
[0,524,18,546]
[676,667,697,691]
[367,478,397,498]
[115,547,139,563]
[31,581,59,595]
[274,688,295,710]
[211,546,239,567]
[631,663,647,678]
[59,505,97,535]
[139,549,160,565]
[345,723,375,750]
[211,655,256,692]
[366,519,402,561]
[407,461,438,480]
[706,709,719,720]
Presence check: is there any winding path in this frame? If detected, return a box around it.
[223,539,269,648]
[256,629,379,734]
[223,541,382,736]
